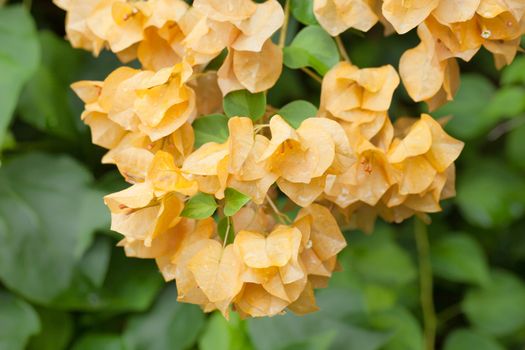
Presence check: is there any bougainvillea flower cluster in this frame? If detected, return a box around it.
[55,0,283,93]
[314,0,525,109]
[55,0,523,318]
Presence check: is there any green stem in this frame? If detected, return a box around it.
[265,194,291,224]
[223,216,231,248]
[300,67,323,83]
[415,217,437,350]
[278,0,290,50]
[335,35,351,63]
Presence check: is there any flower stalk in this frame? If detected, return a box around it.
[415,217,437,350]
[278,0,290,49]
[335,35,351,63]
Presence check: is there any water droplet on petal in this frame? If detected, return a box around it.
[481,30,491,39]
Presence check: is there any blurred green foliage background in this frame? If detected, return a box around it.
[1,1,525,349]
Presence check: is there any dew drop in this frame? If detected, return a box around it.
[306,240,313,249]
[481,30,491,39]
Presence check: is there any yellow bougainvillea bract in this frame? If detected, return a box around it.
[55,0,525,318]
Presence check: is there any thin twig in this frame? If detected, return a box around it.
[415,218,437,350]
[301,67,323,84]
[335,35,351,63]
[488,115,525,141]
[266,194,291,224]
[278,0,290,49]
[254,124,270,134]
[223,216,231,248]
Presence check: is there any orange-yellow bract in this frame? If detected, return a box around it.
[319,64,464,232]
[58,0,476,319]
[54,0,189,66]
[313,0,378,36]
[71,63,197,181]
[56,0,284,93]
[311,0,525,107]
[397,0,525,107]
[182,117,278,203]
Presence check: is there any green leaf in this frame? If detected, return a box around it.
[71,334,124,350]
[205,49,228,71]
[283,25,339,75]
[96,170,129,194]
[248,290,390,350]
[0,290,40,350]
[223,90,266,121]
[76,50,124,82]
[348,228,417,287]
[51,244,163,312]
[0,4,40,145]
[181,192,218,219]
[484,86,525,121]
[462,270,525,336]
[0,153,109,303]
[433,74,495,140]
[278,100,318,129]
[18,31,86,140]
[1,131,15,151]
[124,286,205,350]
[281,332,336,350]
[362,284,397,313]
[248,314,388,350]
[366,307,423,350]
[267,67,307,107]
[456,159,525,228]
[501,56,525,85]
[505,123,525,171]
[18,67,78,139]
[290,0,318,25]
[193,114,229,148]
[218,216,235,245]
[430,234,490,286]
[248,317,387,350]
[199,313,230,350]
[27,308,73,350]
[224,188,251,216]
[199,312,253,350]
[316,288,367,319]
[443,329,504,350]
[78,236,112,289]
